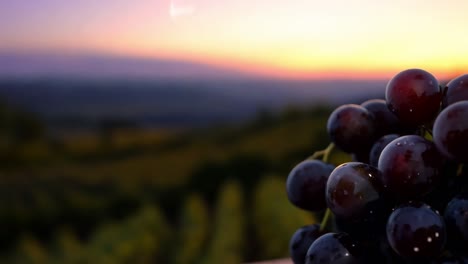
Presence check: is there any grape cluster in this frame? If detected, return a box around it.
[286,70,468,263]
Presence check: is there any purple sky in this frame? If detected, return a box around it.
[1,0,468,79]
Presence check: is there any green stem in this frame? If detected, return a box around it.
[308,150,325,160]
[313,142,335,232]
[457,164,464,177]
[307,143,335,161]
[319,208,331,232]
[421,125,433,141]
[322,143,334,163]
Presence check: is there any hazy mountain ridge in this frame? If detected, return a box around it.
[0,53,387,129]
[0,77,386,130]
[0,53,256,80]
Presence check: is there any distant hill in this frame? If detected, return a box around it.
[0,53,388,131]
[0,52,256,80]
[0,77,386,131]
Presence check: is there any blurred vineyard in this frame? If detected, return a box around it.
[0,100,351,263]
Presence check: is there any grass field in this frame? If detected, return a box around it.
[0,105,353,263]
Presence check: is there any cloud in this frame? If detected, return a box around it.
[170,0,195,18]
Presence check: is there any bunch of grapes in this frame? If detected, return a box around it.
[286,69,468,264]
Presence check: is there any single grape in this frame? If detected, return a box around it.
[289,224,324,264]
[327,104,376,153]
[286,160,335,211]
[386,201,446,259]
[433,101,468,163]
[443,74,468,107]
[386,69,441,125]
[305,232,362,264]
[369,134,399,167]
[326,162,384,222]
[361,99,401,137]
[378,135,443,200]
[444,193,468,253]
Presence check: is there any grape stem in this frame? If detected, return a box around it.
[421,125,433,140]
[457,164,464,177]
[322,143,334,163]
[308,143,335,161]
[308,150,325,159]
[319,208,331,232]
[310,142,335,232]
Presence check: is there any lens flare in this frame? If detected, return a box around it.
[169,0,195,19]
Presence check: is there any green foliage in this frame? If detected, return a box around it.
[82,205,171,264]
[173,193,210,264]
[5,205,171,264]
[9,235,49,264]
[201,181,245,264]
[0,100,43,144]
[49,228,83,264]
[0,105,334,263]
[0,100,46,166]
[253,176,316,260]
[189,153,270,201]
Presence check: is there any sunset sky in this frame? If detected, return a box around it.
[1,0,468,79]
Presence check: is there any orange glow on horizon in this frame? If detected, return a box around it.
[1,0,468,80]
[126,47,467,81]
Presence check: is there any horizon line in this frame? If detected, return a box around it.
[0,49,463,82]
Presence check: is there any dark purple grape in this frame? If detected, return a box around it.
[326,162,384,222]
[327,104,376,153]
[444,193,468,253]
[386,69,441,125]
[361,99,401,137]
[443,74,468,107]
[369,134,399,167]
[286,160,335,211]
[289,224,324,264]
[386,202,446,259]
[378,135,444,200]
[305,233,362,264]
[433,101,468,163]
